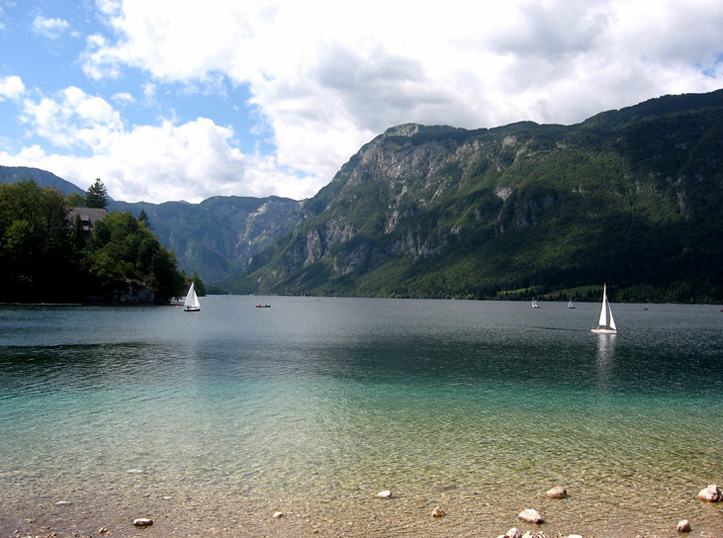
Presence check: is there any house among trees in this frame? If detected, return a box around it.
[68,207,107,238]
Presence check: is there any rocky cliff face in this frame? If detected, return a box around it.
[227,89,723,301]
[7,89,723,301]
[112,196,303,284]
[255,122,569,280]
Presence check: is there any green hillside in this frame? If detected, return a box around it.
[111,196,303,284]
[0,165,85,197]
[226,90,723,303]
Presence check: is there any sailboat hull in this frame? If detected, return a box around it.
[183,306,201,312]
[591,327,616,334]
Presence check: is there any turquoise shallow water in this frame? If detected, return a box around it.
[1,297,722,537]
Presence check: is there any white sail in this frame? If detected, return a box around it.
[607,298,616,330]
[592,284,616,333]
[597,287,609,327]
[183,283,201,311]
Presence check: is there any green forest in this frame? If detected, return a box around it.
[226,91,723,303]
[0,180,193,304]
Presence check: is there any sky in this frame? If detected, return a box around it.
[0,1,722,204]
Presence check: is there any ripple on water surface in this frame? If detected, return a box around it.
[1,298,722,537]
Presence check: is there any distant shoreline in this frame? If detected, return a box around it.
[0,302,83,306]
[0,302,174,307]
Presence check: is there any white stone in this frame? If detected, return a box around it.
[431,506,445,517]
[546,486,567,499]
[505,527,521,538]
[518,508,543,524]
[677,519,691,532]
[133,518,153,527]
[272,511,284,519]
[375,490,392,498]
[55,501,72,506]
[697,484,721,502]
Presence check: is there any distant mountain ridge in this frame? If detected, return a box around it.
[110,197,303,283]
[0,165,302,283]
[4,89,723,301]
[226,89,723,302]
[0,165,85,196]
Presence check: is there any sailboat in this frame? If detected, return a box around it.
[183,282,201,312]
[531,299,540,309]
[568,299,575,309]
[591,284,616,334]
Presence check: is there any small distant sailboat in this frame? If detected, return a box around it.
[568,299,575,309]
[591,284,616,334]
[531,299,540,309]
[183,282,201,312]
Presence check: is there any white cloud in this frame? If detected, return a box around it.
[75,0,723,195]
[20,86,123,148]
[142,82,155,103]
[5,0,723,204]
[31,15,70,39]
[7,85,322,203]
[0,75,25,101]
[111,91,135,104]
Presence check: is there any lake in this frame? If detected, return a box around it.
[1,296,722,537]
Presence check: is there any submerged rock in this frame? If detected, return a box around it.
[697,484,721,502]
[518,508,544,524]
[546,486,567,499]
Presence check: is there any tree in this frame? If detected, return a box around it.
[66,192,86,207]
[85,210,186,303]
[191,272,206,296]
[138,209,152,230]
[86,178,109,209]
[0,181,77,301]
[0,181,185,304]
[70,213,86,251]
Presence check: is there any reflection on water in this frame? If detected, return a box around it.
[1,297,722,538]
[595,333,616,388]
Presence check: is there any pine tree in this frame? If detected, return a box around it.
[86,178,109,209]
[138,209,152,230]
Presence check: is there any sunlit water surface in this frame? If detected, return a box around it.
[1,297,722,537]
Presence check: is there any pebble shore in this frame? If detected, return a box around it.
[9,484,721,538]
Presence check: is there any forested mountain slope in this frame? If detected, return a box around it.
[226,90,723,302]
[111,197,303,284]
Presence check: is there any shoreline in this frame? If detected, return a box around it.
[4,486,720,538]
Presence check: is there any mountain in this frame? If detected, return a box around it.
[4,89,723,301]
[225,89,723,303]
[110,197,303,284]
[0,167,302,284]
[0,165,86,197]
